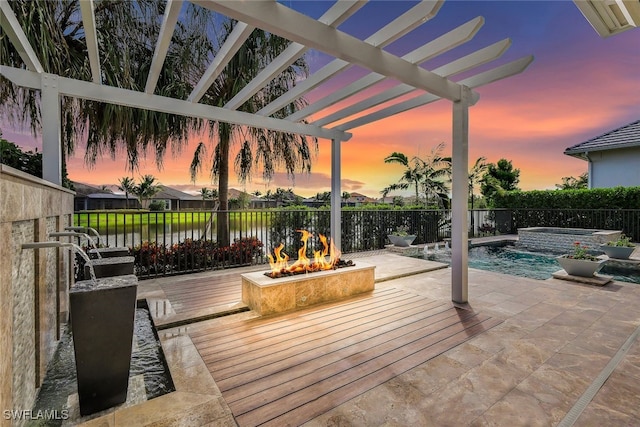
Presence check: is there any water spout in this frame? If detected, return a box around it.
[22,241,97,283]
[434,243,440,253]
[49,232,101,258]
[423,245,429,255]
[65,226,101,242]
[444,241,450,252]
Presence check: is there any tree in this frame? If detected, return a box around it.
[480,159,520,204]
[134,175,162,209]
[188,20,315,246]
[1,1,215,173]
[118,177,136,209]
[468,157,488,210]
[556,173,588,190]
[384,142,451,207]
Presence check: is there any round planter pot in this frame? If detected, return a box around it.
[556,256,606,277]
[388,234,416,247]
[599,244,636,260]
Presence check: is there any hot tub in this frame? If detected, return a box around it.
[517,227,621,254]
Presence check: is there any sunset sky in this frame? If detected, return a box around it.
[3,1,639,198]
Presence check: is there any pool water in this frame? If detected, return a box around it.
[419,244,640,284]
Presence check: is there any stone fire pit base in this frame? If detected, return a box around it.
[241,261,375,316]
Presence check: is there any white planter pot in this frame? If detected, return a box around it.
[556,256,606,277]
[388,234,416,247]
[599,244,635,260]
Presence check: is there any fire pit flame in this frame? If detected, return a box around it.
[267,229,346,278]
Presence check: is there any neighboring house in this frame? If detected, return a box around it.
[73,181,129,210]
[564,120,640,189]
[151,187,205,210]
[345,192,376,206]
[73,182,215,210]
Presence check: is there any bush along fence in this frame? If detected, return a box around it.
[73,207,640,279]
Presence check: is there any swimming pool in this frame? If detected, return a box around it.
[418,244,640,284]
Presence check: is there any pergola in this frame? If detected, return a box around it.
[0,0,533,304]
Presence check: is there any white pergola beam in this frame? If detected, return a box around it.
[287,16,485,123]
[145,0,183,94]
[79,0,101,84]
[197,0,466,105]
[616,0,640,26]
[187,22,255,103]
[0,1,43,72]
[256,0,444,117]
[336,55,534,131]
[1,67,351,142]
[223,0,366,110]
[314,38,510,127]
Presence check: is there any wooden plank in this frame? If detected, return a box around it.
[196,292,434,359]
[190,287,408,343]
[211,301,455,386]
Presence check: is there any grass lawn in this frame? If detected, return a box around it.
[73,210,269,230]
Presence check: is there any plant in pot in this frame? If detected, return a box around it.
[388,225,417,247]
[600,234,636,260]
[556,242,606,277]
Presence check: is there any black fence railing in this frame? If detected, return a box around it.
[73,208,640,279]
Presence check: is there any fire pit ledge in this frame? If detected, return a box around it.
[241,261,375,316]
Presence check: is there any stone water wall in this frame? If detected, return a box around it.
[517,227,621,254]
[0,165,74,426]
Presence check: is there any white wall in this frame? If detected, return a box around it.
[588,147,640,188]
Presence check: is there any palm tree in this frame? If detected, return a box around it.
[468,157,488,210]
[1,1,215,173]
[384,142,451,207]
[118,176,136,209]
[189,21,314,246]
[134,175,162,209]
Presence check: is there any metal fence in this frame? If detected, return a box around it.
[73,208,640,279]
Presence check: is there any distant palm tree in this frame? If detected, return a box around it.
[118,177,136,209]
[134,175,162,209]
[468,157,488,210]
[384,142,451,207]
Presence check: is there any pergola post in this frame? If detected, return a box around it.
[330,137,342,250]
[41,74,62,185]
[451,85,471,303]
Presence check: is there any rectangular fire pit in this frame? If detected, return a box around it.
[241,261,375,316]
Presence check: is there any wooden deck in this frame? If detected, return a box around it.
[189,287,502,426]
[159,270,245,314]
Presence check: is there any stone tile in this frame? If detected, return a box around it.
[417,376,491,426]
[112,392,227,426]
[170,360,221,396]
[475,291,513,304]
[397,354,470,396]
[466,323,527,354]
[444,342,494,369]
[544,349,610,383]
[576,401,640,427]
[160,335,205,370]
[515,366,589,424]
[587,370,640,418]
[476,388,554,427]
[460,354,532,408]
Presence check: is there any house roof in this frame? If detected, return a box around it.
[153,186,202,201]
[564,120,640,158]
[72,181,112,197]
